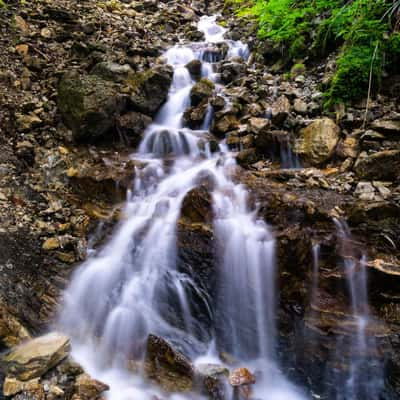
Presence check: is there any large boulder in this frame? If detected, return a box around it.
[91,61,135,83]
[354,150,400,180]
[1,332,70,381]
[190,78,215,107]
[294,118,340,165]
[58,71,127,142]
[129,64,173,115]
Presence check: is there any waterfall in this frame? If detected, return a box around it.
[58,15,305,400]
[329,219,384,400]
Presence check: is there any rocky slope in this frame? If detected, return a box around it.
[0,0,399,399]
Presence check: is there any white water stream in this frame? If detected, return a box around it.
[59,15,305,400]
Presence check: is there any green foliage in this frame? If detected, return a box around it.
[0,0,5,8]
[230,0,400,106]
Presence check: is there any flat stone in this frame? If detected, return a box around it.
[2,332,70,381]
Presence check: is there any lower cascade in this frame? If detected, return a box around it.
[55,15,384,400]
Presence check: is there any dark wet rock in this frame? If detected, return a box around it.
[183,103,208,129]
[354,150,400,181]
[129,64,173,116]
[195,364,229,400]
[58,71,127,142]
[144,334,194,392]
[181,186,213,224]
[190,78,215,107]
[294,118,341,165]
[116,111,152,146]
[236,148,258,167]
[186,59,202,80]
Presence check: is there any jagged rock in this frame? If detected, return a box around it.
[58,71,127,142]
[91,62,135,83]
[129,64,173,115]
[144,334,194,392]
[294,118,341,165]
[116,111,152,146]
[186,59,202,80]
[1,333,70,381]
[73,373,109,400]
[190,78,215,107]
[354,150,400,180]
[0,303,31,348]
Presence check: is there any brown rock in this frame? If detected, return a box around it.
[74,373,109,400]
[294,118,340,165]
[354,150,400,180]
[2,332,70,381]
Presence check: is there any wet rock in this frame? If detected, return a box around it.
[186,59,202,80]
[58,71,127,142]
[195,364,229,400]
[190,78,215,107]
[294,118,341,165]
[213,114,239,137]
[219,61,246,84]
[116,111,152,146]
[229,368,256,400]
[1,333,70,381]
[91,61,135,83]
[354,150,400,180]
[229,368,256,386]
[183,104,208,129]
[181,186,213,224]
[144,334,194,392]
[236,148,258,167]
[74,373,109,400]
[129,64,173,116]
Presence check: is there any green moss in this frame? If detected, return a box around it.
[326,45,383,106]
[230,0,398,106]
[290,63,306,77]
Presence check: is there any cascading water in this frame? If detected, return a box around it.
[58,15,305,400]
[328,220,384,400]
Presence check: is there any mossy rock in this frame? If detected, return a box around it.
[190,78,215,107]
[58,71,127,142]
[128,64,173,116]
